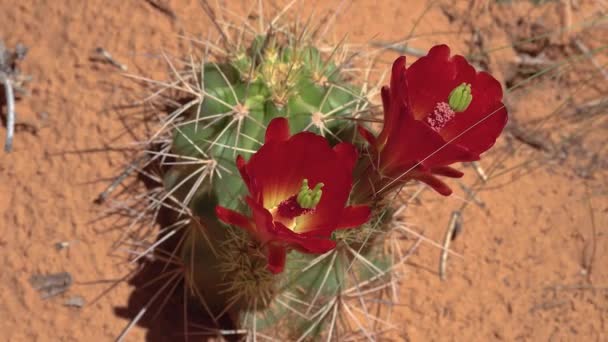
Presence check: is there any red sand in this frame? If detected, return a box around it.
[1,0,606,340]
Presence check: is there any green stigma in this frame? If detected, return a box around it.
[448,83,472,112]
[296,179,324,209]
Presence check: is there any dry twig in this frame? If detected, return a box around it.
[144,0,176,20]
[370,42,426,57]
[439,211,462,281]
[507,122,554,152]
[92,47,128,71]
[572,38,608,81]
[1,41,28,152]
[95,154,150,204]
[1,74,15,152]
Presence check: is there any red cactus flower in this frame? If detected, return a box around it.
[358,45,508,196]
[216,118,371,274]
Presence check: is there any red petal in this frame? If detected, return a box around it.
[236,154,246,171]
[333,142,358,171]
[360,46,507,200]
[357,125,377,147]
[273,222,337,253]
[405,45,507,155]
[440,72,507,155]
[247,132,324,207]
[335,205,371,229]
[407,45,476,121]
[235,154,254,195]
[430,166,464,178]
[377,58,410,148]
[389,57,409,110]
[246,197,337,255]
[380,115,478,174]
[215,206,254,232]
[413,172,453,196]
[235,117,364,251]
[381,86,391,123]
[376,86,392,148]
[266,244,287,274]
[245,196,275,242]
[247,131,354,220]
[265,117,290,143]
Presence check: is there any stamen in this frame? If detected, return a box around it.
[425,102,455,132]
[274,179,324,229]
[277,195,312,220]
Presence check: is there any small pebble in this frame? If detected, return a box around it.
[29,272,73,299]
[64,296,85,308]
[55,241,70,251]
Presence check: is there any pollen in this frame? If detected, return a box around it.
[425,102,455,132]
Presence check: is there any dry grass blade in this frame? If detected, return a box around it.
[581,182,598,280]
[2,74,15,152]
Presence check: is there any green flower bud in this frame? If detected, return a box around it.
[448,83,473,112]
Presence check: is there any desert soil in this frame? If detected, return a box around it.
[0,0,606,341]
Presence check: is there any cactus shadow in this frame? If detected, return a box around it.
[114,249,237,341]
[113,167,241,342]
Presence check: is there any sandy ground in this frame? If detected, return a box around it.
[1,0,607,341]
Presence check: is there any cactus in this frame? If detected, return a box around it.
[111,4,508,341]
[158,31,397,339]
